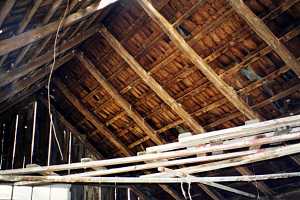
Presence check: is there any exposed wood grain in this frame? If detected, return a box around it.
[0,0,16,28]
[55,78,132,157]
[0,26,99,88]
[99,25,205,134]
[229,0,300,77]
[77,53,165,145]
[137,0,262,121]
[0,1,102,56]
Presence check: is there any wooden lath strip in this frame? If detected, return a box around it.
[137,0,262,121]
[0,0,16,28]
[0,52,73,104]
[0,25,99,88]
[229,0,300,77]
[12,0,80,68]
[77,53,165,145]
[0,1,102,57]
[17,0,44,34]
[99,25,205,134]
[55,79,132,157]
[55,79,184,200]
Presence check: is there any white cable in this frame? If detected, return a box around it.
[187,181,192,200]
[181,181,187,199]
[47,0,70,160]
[51,115,64,160]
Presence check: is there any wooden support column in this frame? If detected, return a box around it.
[229,0,300,77]
[99,26,204,134]
[136,0,262,121]
[77,53,165,145]
[55,79,132,157]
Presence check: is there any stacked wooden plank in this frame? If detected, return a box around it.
[0,115,299,180]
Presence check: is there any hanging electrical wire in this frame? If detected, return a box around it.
[47,0,70,161]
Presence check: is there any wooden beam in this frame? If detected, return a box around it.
[42,0,64,24]
[55,78,132,157]
[137,0,262,121]
[55,79,182,200]
[0,79,46,114]
[17,0,44,34]
[0,1,102,56]
[0,0,16,28]
[229,0,300,77]
[0,25,99,88]
[99,26,204,134]
[77,53,165,145]
[0,52,73,104]
[39,97,150,200]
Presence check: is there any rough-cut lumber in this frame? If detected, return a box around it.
[0,53,73,104]
[0,26,99,88]
[229,0,300,77]
[77,53,164,145]
[0,1,102,57]
[99,25,204,134]
[65,149,259,177]
[42,0,64,24]
[137,0,262,120]
[2,171,300,184]
[56,81,182,200]
[0,79,46,114]
[55,79,132,157]
[143,142,300,178]
[146,114,300,153]
[0,0,16,28]
[17,0,43,34]
[2,126,300,175]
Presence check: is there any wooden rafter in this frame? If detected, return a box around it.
[0,52,73,104]
[78,52,219,199]
[0,1,102,57]
[55,79,184,200]
[40,98,148,200]
[95,2,299,134]
[137,0,261,121]
[0,0,16,28]
[229,0,300,77]
[136,0,277,196]
[99,25,205,134]
[0,25,99,88]
[55,78,133,157]
[77,53,165,145]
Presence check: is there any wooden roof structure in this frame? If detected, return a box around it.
[0,0,300,199]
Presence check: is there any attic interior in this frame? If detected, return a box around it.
[0,0,300,199]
